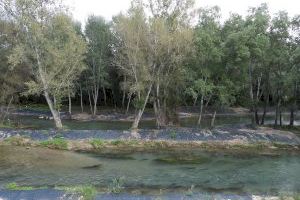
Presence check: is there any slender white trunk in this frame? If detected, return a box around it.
[68,92,72,116]
[79,85,83,113]
[44,90,63,129]
[126,93,132,115]
[197,95,204,126]
[34,45,62,129]
[88,90,93,115]
[211,110,217,128]
[131,84,153,137]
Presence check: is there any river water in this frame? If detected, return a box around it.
[0,145,299,196]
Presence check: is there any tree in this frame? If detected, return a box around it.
[148,0,194,128]
[113,2,155,136]
[85,15,112,116]
[187,6,223,127]
[2,0,87,129]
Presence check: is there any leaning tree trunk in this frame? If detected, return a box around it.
[34,45,62,129]
[131,84,153,137]
[44,91,63,129]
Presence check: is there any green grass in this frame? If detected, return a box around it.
[5,182,46,191]
[170,131,177,139]
[110,140,124,146]
[90,139,104,149]
[108,177,125,194]
[39,138,68,150]
[56,185,97,200]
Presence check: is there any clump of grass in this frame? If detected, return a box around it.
[56,185,97,200]
[170,131,177,139]
[90,139,104,149]
[4,136,31,146]
[5,182,43,191]
[110,140,124,146]
[108,177,125,194]
[40,138,68,150]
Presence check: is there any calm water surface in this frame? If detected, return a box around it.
[0,145,299,195]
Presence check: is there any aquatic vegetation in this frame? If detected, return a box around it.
[56,185,97,200]
[39,138,68,150]
[5,182,45,191]
[90,139,104,149]
[108,177,125,194]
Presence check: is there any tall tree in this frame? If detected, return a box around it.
[85,15,112,116]
[2,0,87,129]
[113,2,155,136]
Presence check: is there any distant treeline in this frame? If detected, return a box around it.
[0,0,299,134]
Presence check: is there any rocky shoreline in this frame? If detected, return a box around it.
[0,125,299,146]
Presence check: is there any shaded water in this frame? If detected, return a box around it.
[0,145,299,195]
[12,114,300,130]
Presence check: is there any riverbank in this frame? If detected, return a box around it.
[0,188,299,200]
[1,125,300,154]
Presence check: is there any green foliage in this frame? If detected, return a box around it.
[40,138,68,150]
[110,140,124,146]
[90,139,104,149]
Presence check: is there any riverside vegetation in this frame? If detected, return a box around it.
[0,0,299,137]
[0,0,300,199]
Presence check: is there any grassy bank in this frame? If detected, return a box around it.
[2,135,299,155]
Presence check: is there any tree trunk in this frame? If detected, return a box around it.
[102,87,107,106]
[275,98,281,126]
[68,91,72,117]
[261,94,269,125]
[279,109,282,127]
[122,91,126,109]
[211,110,217,128]
[126,93,132,115]
[44,91,63,129]
[79,85,83,113]
[255,108,260,125]
[197,95,204,126]
[33,43,62,129]
[131,84,153,137]
[290,82,297,126]
[193,96,198,106]
[88,90,93,115]
[290,106,295,126]
[248,62,256,127]
[92,88,98,116]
